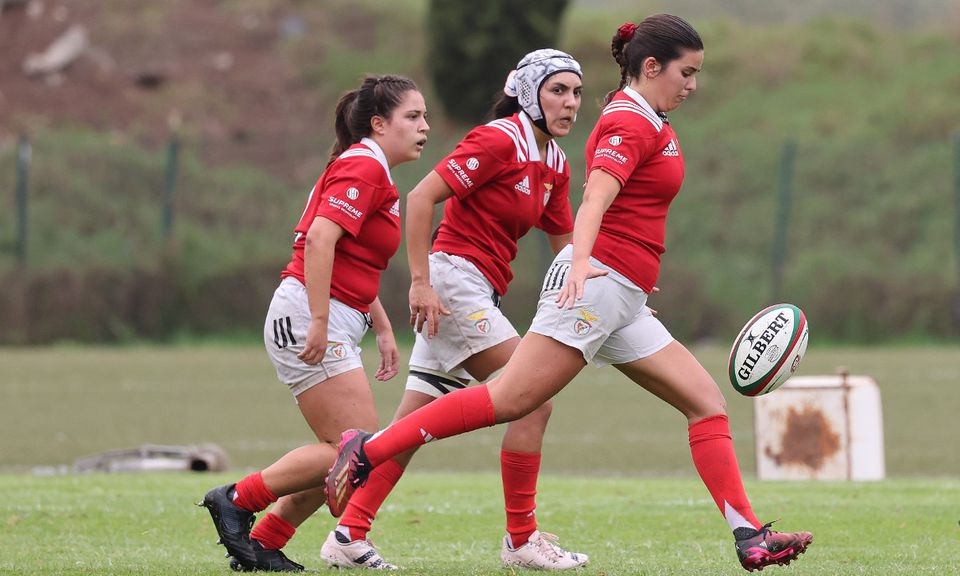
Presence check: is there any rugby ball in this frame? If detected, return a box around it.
[728,303,808,396]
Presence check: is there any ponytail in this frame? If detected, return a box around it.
[605,23,637,105]
[330,89,360,165]
[487,91,521,120]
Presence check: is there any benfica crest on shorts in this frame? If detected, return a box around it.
[573,308,598,336]
[327,342,347,359]
[467,310,490,334]
[573,319,591,335]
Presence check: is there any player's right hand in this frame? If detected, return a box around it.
[409,281,450,339]
[298,317,328,365]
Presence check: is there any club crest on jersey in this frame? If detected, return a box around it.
[466,157,480,170]
[389,199,400,217]
[543,183,553,206]
[573,308,599,336]
[346,187,360,200]
[608,135,622,146]
[327,342,347,360]
[515,175,531,195]
[662,139,679,156]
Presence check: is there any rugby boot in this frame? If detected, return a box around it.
[228,539,305,572]
[324,429,373,517]
[501,530,589,570]
[320,530,399,570]
[200,484,258,569]
[734,521,813,572]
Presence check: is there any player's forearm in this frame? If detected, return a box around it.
[303,220,339,320]
[368,297,392,335]
[572,170,620,263]
[405,173,447,285]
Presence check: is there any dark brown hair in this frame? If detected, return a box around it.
[605,14,703,105]
[329,74,419,165]
[488,91,520,120]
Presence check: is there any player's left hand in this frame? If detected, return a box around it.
[648,285,660,316]
[374,329,400,381]
[556,259,608,309]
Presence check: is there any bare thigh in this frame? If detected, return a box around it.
[298,367,380,441]
[460,335,553,452]
[614,340,727,423]
[486,333,585,423]
[460,336,519,381]
[260,368,379,497]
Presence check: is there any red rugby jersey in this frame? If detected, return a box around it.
[432,112,574,295]
[585,87,684,292]
[282,138,401,313]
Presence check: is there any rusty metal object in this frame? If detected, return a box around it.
[763,405,840,470]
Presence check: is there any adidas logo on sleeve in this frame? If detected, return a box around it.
[662,139,679,157]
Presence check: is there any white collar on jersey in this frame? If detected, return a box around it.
[359,137,393,184]
[622,86,667,129]
[517,111,542,162]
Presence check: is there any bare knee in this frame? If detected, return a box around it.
[493,397,539,423]
[524,398,553,426]
[688,396,728,423]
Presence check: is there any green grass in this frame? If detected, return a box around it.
[1,343,958,477]
[2,343,958,573]
[2,473,956,575]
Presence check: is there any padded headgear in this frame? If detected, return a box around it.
[504,49,582,134]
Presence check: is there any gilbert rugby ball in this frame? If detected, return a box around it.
[728,303,808,396]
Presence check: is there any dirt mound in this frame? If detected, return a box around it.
[0,0,333,181]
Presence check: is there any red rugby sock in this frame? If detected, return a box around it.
[688,414,761,531]
[232,471,277,513]
[364,385,496,466]
[250,512,296,550]
[338,459,405,541]
[501,450,541,548]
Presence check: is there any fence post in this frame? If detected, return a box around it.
[771,139,797,303]
[953,134,960,333]
[162,134,180,242]
[15,134,31,267]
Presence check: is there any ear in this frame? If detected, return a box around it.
[641,56,661,78]
[370,115,387,136]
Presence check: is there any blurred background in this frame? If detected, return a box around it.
[1,0,958,476]
[2,0,959,344]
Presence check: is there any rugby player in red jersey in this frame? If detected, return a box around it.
[321,49,588,571]
[200,75,428,572]
[326,16,814,573]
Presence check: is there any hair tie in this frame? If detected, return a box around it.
[618,22,639,42]
[503,69,518,98]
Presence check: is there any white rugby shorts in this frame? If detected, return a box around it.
[263,277,369,397]
[406,251,518,396]
[528,244,673,366]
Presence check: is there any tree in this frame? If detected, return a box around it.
[427,0,570,125]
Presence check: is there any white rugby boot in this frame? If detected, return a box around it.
[500,530,589,570]
[320,530,398,570]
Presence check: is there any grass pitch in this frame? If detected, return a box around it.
[1,343,957,476]
[2,473,957,575]
[1,343,958,574]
